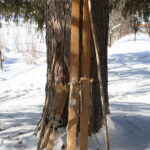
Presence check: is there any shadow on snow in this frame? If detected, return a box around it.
[109,102,150,150]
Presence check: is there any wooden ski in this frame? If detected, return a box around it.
[79,0,91,149]
[40,83,68,149]
[46,129,57,150]
[67,0,80,149]
[88,1,110,150]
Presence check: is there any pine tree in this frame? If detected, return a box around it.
[0,0,45,29]
[1,0,149,32]
[110,0,150,34]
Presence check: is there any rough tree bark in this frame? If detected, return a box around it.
[89,0,110,134]
[43,0,109,138]
[44,0,71,126]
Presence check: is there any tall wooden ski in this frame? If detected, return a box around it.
[67,0,80,149]
[80,0,91,149]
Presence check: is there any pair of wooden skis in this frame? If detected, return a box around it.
[68,0,109,150]
[67,0,91,149]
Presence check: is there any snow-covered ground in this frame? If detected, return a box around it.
[107,33,150,150]
[0,21,47,150]
[0,21,150,150]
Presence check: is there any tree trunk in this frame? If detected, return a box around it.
[45,0,71,126]
[44,0,109,137]
[89,0,110,133]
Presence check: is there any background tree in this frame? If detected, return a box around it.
[109,9,132,46]
[0,0,45,29]
[109,0,150,45]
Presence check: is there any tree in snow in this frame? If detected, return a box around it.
[0,0,149,149]
[37,0,109,149]
[109,0,150,45]
[110,0,150,34]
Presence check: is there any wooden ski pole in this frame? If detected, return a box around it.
[79,0,91,149]
[67,0,80,149]
[88,1,110,150]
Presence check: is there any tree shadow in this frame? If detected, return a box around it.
[2,58,18,72]
[109,51,150,73]
[0,105,43,141]
[0,105,43,149]
[110,102,150,115]
[108,50,150,89]
[0,105,43,126]
[108,102,150,150]
[0,78,6,82]
[4,58,18,65]
[115,38,150,46]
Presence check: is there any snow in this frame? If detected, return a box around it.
[0,20,46,150]
[0,20,150,150]
[107,33,150,150]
